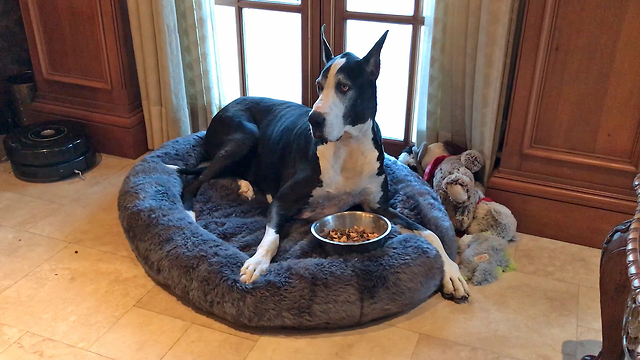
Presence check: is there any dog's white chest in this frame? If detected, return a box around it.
[300,127,383,219]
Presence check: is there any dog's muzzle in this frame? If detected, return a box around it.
[308,111,327,142]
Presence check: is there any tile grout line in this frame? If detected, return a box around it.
[20,230,140,263]
[0,157,134,206]
[159,323,194,360]
[242,335,261,360]
[391,322,528,360]
[0,326,28,355]
[131,305,259,342]
[405,330,420,360]
[85,284,158,352]
[0,242,70,300]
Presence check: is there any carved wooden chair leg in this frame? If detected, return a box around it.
[581,220,631,360]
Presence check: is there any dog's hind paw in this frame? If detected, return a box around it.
[237,180,255,200]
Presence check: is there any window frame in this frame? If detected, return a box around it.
[214,0,425,155]
[329,0,425,153]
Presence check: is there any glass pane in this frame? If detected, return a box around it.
[347,0,414,16]
[214,5,241,103]
[346,20,412,140]
[413,0,436,143]
[243,9,302,103]
[247,0,301,4]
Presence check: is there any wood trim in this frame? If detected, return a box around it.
[34,93,142,118]
[343,11,424,25]
[382,139,406,158]
[485,187,630,249]
[301,0,311,106]
[497,167,635,199]
[516,0,639,172]
[237,0,300,12]
[522,147,639,173]
[29,100,144,129]
[520,0,557,156]
[216,0,237,6]
[402,0,423,144]
[28,109,148,159]
[334,0,346,54]
[27,0,112,90]
[234,5,247,96]
[488,169,636,214]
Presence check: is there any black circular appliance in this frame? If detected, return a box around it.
[3,120,97,183]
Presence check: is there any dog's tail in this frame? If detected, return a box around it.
[177,166,207,176]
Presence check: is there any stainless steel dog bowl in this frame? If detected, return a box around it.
[311,211,392,254]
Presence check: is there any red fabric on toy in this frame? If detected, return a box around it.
[477,197,493,204]
[423,155,452,183]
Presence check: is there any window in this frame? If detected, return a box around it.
[214,0,430,154]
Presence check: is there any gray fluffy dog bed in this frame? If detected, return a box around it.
[118,132,457,329]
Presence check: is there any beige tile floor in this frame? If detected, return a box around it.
[0,154,604,360]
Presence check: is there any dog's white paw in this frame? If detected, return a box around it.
[240,254,271,283]
[442,260,470,302]
[237,180,255,200]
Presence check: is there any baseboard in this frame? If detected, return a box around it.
[28,109,148,159]
[487,171,633,248]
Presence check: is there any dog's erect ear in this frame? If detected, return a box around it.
[362,30,389,80]
[321,24,334,65]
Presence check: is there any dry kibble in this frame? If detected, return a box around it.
[325,226,379,243]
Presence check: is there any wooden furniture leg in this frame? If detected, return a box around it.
[582,219,632,360]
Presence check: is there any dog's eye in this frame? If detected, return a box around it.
[340,85,350,93]
[316,80,324,93]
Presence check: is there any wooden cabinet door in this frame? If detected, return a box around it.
[19,0,146,158]
[488,0,640,247]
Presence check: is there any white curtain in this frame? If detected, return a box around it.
[415,0,517,181]
[127,0,226,149]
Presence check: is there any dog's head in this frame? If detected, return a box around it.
[308,25,388,143]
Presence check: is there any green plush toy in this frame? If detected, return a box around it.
[458,233,515,286]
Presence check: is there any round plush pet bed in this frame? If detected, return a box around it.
[118,132,458,329]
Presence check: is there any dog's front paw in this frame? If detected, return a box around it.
[441,260,470,303]
[240,254,270,284]
[237,180,255,200]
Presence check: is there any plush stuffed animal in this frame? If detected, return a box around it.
[399,142,517,242]
[469,189,518,242]
[429,149,485,235]
[458,233,514,286]
[399,141,465,176]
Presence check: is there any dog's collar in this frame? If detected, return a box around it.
[422,155,453,183]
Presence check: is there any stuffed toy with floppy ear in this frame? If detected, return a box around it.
[399,141,466,176]
[428,150,484,234]
[400,142,518,243]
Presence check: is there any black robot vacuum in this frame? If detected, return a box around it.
[3,120,97,183]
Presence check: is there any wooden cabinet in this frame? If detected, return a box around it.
[19,0,147,158]
[487,0,640,248]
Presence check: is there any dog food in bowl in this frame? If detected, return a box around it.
[325,226,380,243]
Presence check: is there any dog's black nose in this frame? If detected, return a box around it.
[308,111,325,129]
[308,111,326,140]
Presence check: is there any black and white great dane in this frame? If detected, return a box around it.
[173,27,469,302]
